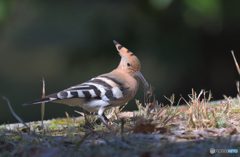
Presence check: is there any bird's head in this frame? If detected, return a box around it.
[113,40,150,89]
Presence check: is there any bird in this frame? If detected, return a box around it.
[23,40,150,125]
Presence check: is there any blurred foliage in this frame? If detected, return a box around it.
[0,0,240,123]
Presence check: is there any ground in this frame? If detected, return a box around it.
[0,90,239,157]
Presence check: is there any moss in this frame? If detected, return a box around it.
[231,108,240,113]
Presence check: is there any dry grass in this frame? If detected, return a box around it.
[0,92,240,156]
[182,89,232,129]
[0,52,239,156]
[135,94,179,127]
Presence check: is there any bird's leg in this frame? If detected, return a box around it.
[102,112,109,122]
[98,108,110,128]
[99,113,115,134]
[99,115,109,127]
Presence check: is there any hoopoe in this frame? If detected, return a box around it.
[23,40,150,125]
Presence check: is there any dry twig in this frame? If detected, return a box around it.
[2,96,28,128]
[231,50,240,76]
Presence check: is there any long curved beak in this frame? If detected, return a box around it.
[135,70,150,89]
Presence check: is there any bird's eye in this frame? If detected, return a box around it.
[127,63,130,67]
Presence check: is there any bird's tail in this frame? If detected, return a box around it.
[22,97,51,106]
[22,93,58,106]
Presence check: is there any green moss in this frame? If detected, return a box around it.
[2,135,21,142]
[231,108,240,113]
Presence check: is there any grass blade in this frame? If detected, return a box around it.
[41,78,45,127]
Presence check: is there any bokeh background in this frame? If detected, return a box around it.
[0,0,240,124]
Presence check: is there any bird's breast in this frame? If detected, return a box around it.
[111,73,139,102]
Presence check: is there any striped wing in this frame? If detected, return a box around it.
[22,75,125,106]
[66,75,124,101]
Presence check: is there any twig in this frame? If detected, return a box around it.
[74,110,85,117]
[180,94,190,107]
[41,77,45,127]
[236,81,240,94]
[2,96,28,128]
[231,50,240,76]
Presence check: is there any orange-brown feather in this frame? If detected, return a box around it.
[114,42,141,72]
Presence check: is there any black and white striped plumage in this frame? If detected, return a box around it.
[23,40,150,125]
[24,75,126,110]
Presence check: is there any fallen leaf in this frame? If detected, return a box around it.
[21,127,30,133]
[133,120,155,134]
[229,128,238,135]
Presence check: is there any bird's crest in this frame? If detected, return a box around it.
[113,40,141,71]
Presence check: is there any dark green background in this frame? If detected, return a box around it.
[0,0,239,124]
